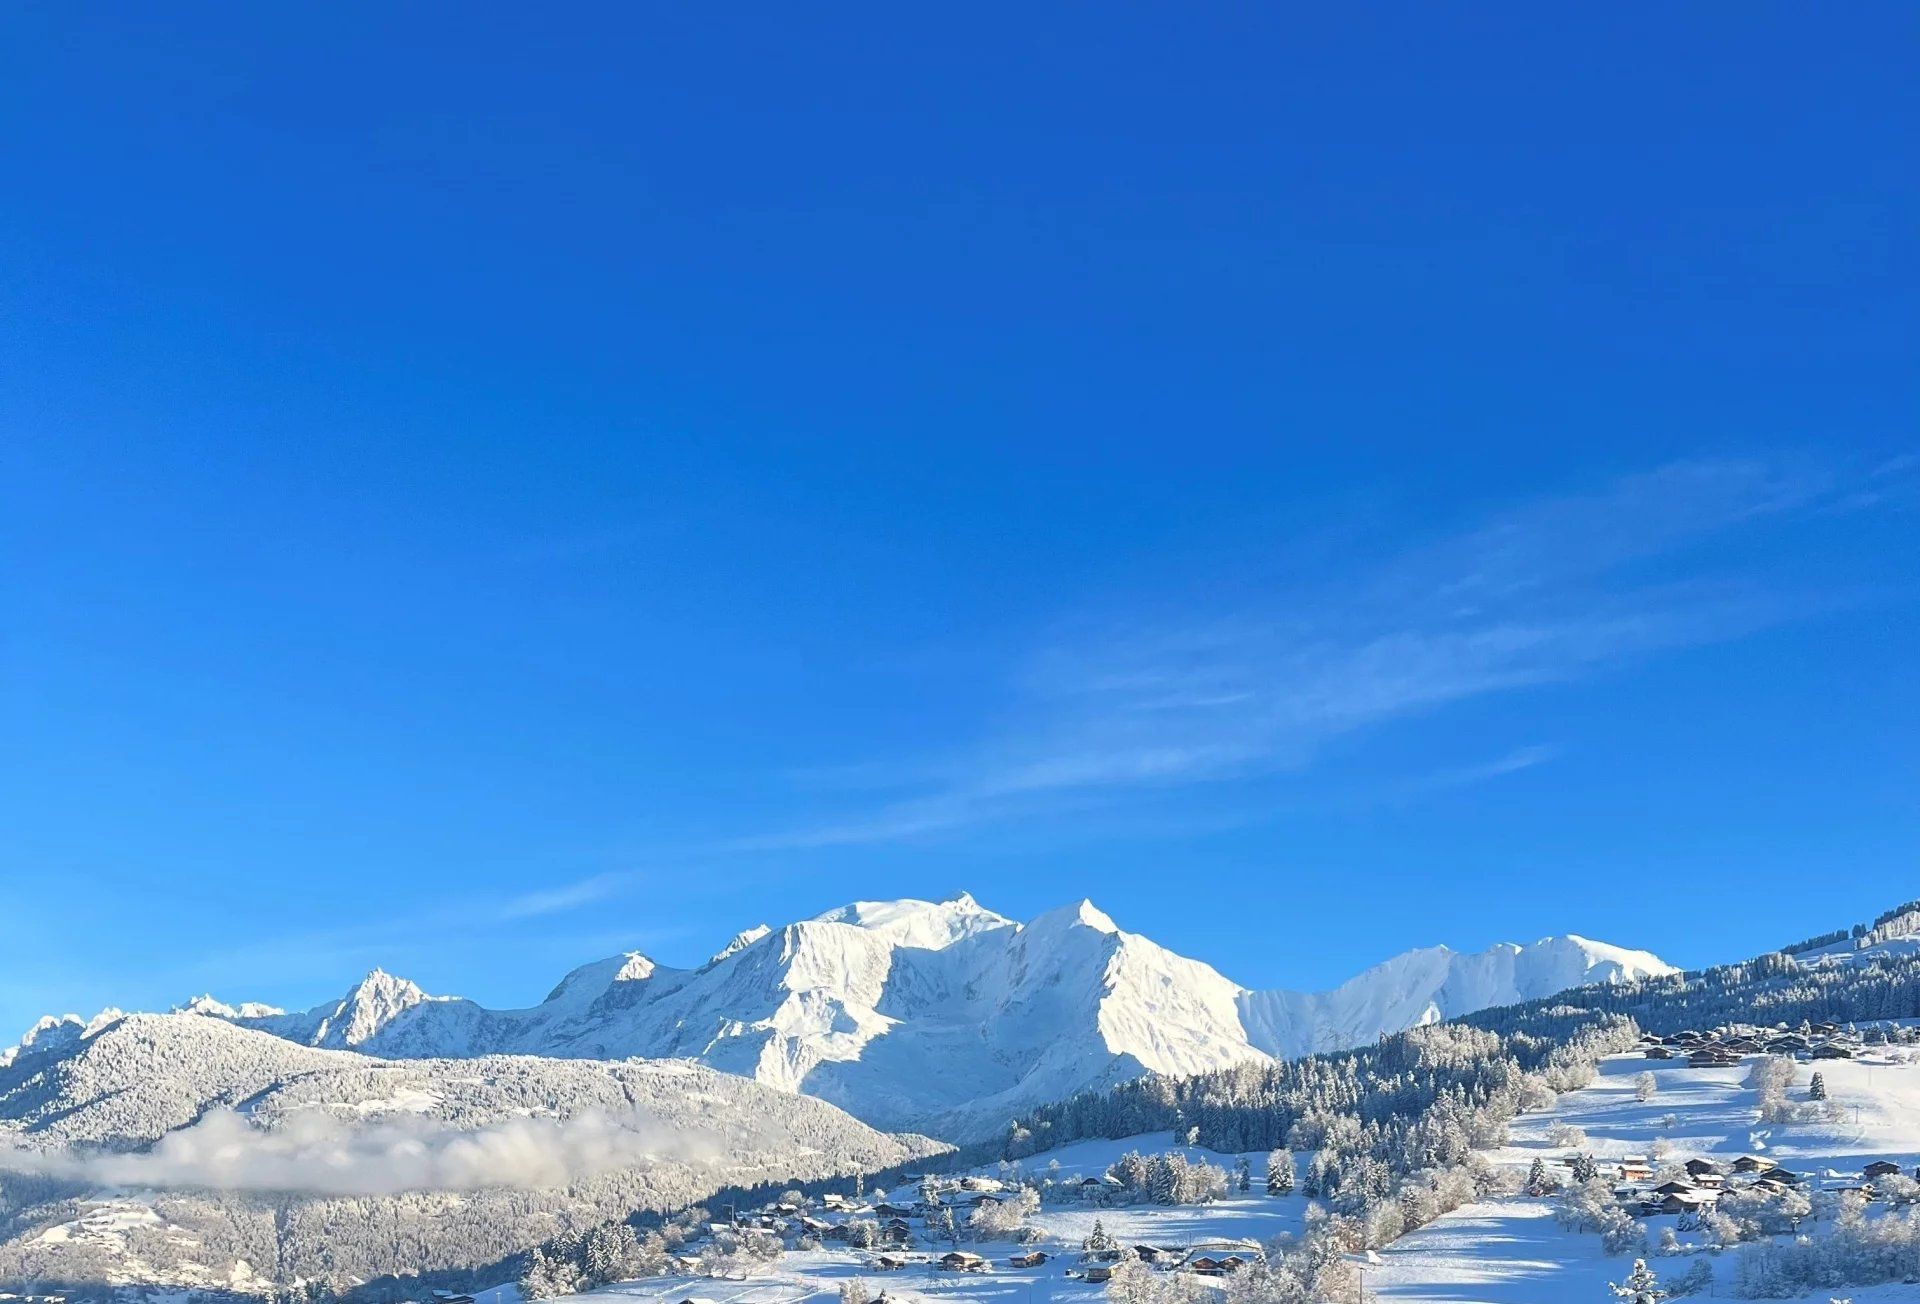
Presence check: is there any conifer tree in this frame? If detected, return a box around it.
[1265,1148,1294,1195]
[1609,1258,1666,1303]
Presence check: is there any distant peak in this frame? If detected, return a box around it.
[807,893,1014,949]
[708,924,772,965]
[1074,899,1118,932]
[1025,898,1120,935]
[351,968,425,998]
[175,994,285,1020]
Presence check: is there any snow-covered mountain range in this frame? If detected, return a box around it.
[11,894,1673,1139]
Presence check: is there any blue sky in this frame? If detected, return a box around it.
[2,5,1915,1039]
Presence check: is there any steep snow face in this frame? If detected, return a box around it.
[1237,935,1677,1059]
[30,893,1671,1140]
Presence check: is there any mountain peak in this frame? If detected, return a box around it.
[1025,898,1120,935]
[808,893,1014,950]
[176,994,285,1019]
[119,892,1671,1141]
[708,924,772,965]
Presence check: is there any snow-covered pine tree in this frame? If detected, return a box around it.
[1809,1071,1828,1100]
[1265,1147,1294,1195]
[1147,1155,1176,1205]
[1609,1258,1666,1303]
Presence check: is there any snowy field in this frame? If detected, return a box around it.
[1369,1048,1920,1302]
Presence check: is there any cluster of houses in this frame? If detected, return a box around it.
[702,1170,1266,1283]
[1563,1151,1920,1219]
[698,1174,1050,1275]
[1640,1022,1864,1068]
[1079,1238,1265,1282]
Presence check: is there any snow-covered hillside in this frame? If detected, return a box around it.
[9,894,1671,1140]
[0,1011,949,1296]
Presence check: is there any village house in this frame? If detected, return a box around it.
[939,1251,990,1273]
[1648,1192,1718,1216]
[1187,1255,1249,1277]
[1009,1251,1050,1268]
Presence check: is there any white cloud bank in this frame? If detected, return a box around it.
[0,1107,716,1196]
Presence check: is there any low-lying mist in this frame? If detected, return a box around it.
[0,1107,720,1196]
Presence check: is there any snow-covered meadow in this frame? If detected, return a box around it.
[1368,1047,1920,1301]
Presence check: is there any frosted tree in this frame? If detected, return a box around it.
[1148,1154,1179,1205]
[838,1279,870,1304]
[1266,1147,1294,1195]
[1668,1259,1712,1297]
[1609,1258,1666,1303]
[519,1247,579,1300]
[1105,1257,1159,1304]
[1235,1155,1252,1192]
[1083,1218,1117,1255]
[968,1189,1039,1239]
[1525,1157,1551,1196]
[1635,1071,1657,1103]
[933,1203,959,1247]
[1809,1071,1828,1100]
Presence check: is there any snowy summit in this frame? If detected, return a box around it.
[123,893,1673,1138]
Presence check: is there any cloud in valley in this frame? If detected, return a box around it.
[0,1108,717,1196]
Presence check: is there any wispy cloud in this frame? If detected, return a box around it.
[1397,743,1562,796]
[737,456,1904,849]
[497,872,626,920]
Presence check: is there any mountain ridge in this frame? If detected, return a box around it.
[8,894,1674,1139]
